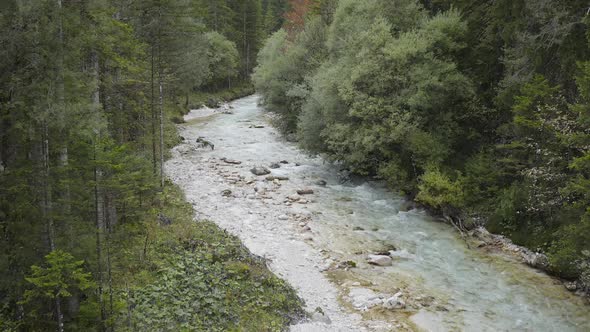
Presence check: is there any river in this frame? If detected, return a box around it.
[166,95,590,332]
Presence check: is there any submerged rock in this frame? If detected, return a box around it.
[383,292,405,310]
[315,179,327,186]
[310,308,331,324]
[221,189,232,197]
[367,254,393,267]
[269,162,281,169]
[250,166,271,176]
[348,288,384,311]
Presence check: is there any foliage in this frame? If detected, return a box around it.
[23,250,95,304]
[254,0,590,285]
[0,0,295,330]
[416,168,465,213]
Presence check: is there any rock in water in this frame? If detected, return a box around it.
[297,188,314,195]
[221,189,232,197]
[348,288,383,311]
[315,179,327,186]
[250,166,271,176]
[310,309,331,324]
[266,175,289,181]
[525,252,549,269]
[221,157,242,165]
[279,160,289,164]
[367,254,393,266]
[278,215,289,221]
[269,162,281,169]
[383,292,405,310]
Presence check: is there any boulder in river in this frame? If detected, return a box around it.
[383,292,406,310]
[250,166,271,176]
[367,254,393,266]
[348,288,384,311]
[297,188,314,195]
[310,308,331,324]
[315,179,327,186]
[524,252,549,269]
[221,157,242,165]
[266,175,289,181]
[280,160,289,164]
[269,162,281,169]
[221,189,232,197]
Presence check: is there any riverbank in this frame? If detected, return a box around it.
[166,95,590,331]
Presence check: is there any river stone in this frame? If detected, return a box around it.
[315,179,327,186]
[367,254,393,266]
[297,188,314,195]
[383,292,405,310]
[266,175,289,181]
[280,160,289,164]
[221,189,232,197]
[269,162,281,169]
[310,311,331,324]
[250,166,271,176]
[278,215,289,221]
[221,157,241,165]
[525,252,549,269]
[288,194,302,202]
[348,288,383,311]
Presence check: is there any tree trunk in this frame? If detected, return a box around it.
[151,47,157,176]
[105,193,115,332]
[158,7,165,188]
[91,49,107,332]
[55,296,64,332]
[159,76,164,188]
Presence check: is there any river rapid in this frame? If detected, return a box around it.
[166,95,590,332]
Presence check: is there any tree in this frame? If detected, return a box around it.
[23,250,95,332]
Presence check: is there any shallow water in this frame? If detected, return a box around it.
[169,96,590,332]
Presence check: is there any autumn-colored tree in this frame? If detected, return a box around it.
[284,0,316,35]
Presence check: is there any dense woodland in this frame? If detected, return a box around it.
[254,0,590,290]
[0,0,307,331]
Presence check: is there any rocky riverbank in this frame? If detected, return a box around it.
[166,96,590,331]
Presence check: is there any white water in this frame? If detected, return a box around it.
[166,95,590,332]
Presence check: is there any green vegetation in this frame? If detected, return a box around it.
[0,0,304,330]
[253,0,590,289]
[124,185,305,332]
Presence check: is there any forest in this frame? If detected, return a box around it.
[0,0,306,331]
[2,0,590,330]
[254,0,590,291]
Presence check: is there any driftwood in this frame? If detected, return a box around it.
[445,215,471,249]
